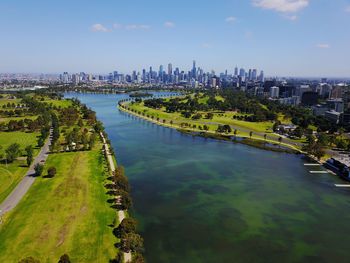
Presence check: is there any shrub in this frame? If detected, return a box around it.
[47,166,57,178]
[34,163,44,177]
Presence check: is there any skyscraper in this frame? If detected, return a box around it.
[252,69,257,80]
[234,67,238,76]
[239,68,245,78]
[192,60,197,79]
[168,63,173,76]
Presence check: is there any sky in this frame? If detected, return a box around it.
[0,0,350,77]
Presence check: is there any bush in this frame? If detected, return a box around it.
[34,163,44,177]
[47,166,57,178]
[120,233,144,253]
[58,254,71,263]
[5,143,21,163]
[114,218,137,238]
[18,257,40,263]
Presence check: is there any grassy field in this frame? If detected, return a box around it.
[0,98,21,107]
[0,115,38,123]
[125,101,303,150]
[0,131,40,203]
[127,101,274,133]
[0,144,118,262]
[43,98,73,108]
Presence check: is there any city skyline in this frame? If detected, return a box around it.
[1,0,350,77]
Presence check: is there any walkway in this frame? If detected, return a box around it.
[100,132,131,263]
[0,128,52,217]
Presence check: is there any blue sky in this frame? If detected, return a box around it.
[1,0,350,77]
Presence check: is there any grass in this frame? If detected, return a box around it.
[0,144,118,262]
[0,131,40,203]
[124,101,303,151]
[0,98,21,107]
[0,115,38,123]
[43,99,72,108]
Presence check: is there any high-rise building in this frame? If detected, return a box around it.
[259,70,264,82]
[168,63,173,76]
[270,86,280,98]
[192,60,197,79]
[62,72,69,84]
[252,69,257,80]
[234,67,238,76]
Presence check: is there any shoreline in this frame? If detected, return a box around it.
[118,102,303,155]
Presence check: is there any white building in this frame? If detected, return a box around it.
[270,86,280,98]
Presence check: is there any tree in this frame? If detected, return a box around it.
[121,233,144,253]
[205,112,214,119]
[34,163,44,177]
[249,131,253,139]
[58,254,71,263]
[120,191,133,210]
[114,218,137,238]
[89,133,96,149]
[18,257,40,263]
[264,134,267,141]
[273,122,280,132]
[38,137,45,147]
[293,126,304,138]
[25,145,34,166]
[278,137,282,144]
[131,254,145,263]
[47,166,57,178]
[5,143,21,163]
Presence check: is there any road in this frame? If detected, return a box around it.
[0,129,52,217]
[100,132,131,263]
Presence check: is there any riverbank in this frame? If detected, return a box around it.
[118,102,303,154]
[100,132,132,263]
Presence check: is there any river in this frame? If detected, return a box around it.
[66,92,350,263]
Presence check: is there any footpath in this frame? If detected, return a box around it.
[100,132,131,263]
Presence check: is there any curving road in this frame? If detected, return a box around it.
[0,129,52,217]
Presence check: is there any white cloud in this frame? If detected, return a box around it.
[225,16,237,23]
[283,14,298,20]
[164,21,175,28]
[91,23,109,32]
[113,23,122,29]
[316,43,330,49]
[252,0,309,13]
[125,24,150,30]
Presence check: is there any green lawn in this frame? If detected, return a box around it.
[43,99,72,108]
[126,101,303,150]
[0,131,40,203]
[0,98,21,107]
[0,115,38,124]
[0,145,118,262]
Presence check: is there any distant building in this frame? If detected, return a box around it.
[325,110,341,124]
[327,99,344,113]
[301,91,318,106]
[270,86,280,98]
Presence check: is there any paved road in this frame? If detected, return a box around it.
[0,129,52,217]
